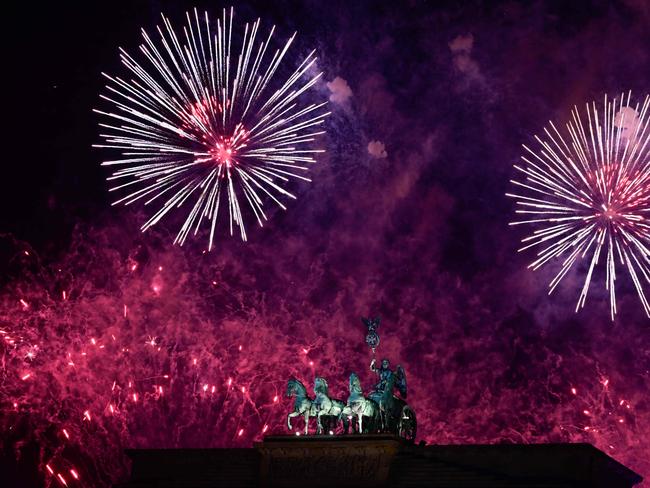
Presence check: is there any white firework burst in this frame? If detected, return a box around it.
[94,8,329,248]
[508,92,650,319]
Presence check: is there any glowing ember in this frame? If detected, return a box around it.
[209,141,235,167]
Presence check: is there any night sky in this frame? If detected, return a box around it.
[2,1,650,486]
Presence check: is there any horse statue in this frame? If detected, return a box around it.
[286,378,314,434]
[283,318,417,441]
[312,377,349,434]
[346,373,380,434]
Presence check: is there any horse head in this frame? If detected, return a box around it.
[286,378,306,398]
[314,377,329,396]
[349,373,362,394]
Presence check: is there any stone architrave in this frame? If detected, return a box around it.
[256,435,400,487]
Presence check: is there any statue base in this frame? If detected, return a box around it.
[256,434,400,487]
[114,438,643,487]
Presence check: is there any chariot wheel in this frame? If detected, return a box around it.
[397,405,417,442]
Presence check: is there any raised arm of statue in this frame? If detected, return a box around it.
[370,358,378,374]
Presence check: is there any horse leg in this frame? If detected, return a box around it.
[359,414,363,434]
[304,411,310,435]
[334,412,342,435]
[366,404,373,433]
[287,411,300,430]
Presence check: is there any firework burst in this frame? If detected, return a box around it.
[94,8,329,248]
[508,92,650,319]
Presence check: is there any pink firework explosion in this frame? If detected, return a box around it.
[94,8,330,248]
[508,92,650,319]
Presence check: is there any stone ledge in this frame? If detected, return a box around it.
[114,439,643,488]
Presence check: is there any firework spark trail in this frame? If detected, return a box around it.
[94,8,329,248]
[0,228,649,486]
[507,92,650,319]
[1,227,648,483]
[0,240,320,486]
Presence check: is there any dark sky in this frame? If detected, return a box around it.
[3,0,646,322]
[2,1,650,485]
[4,0,650,254]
